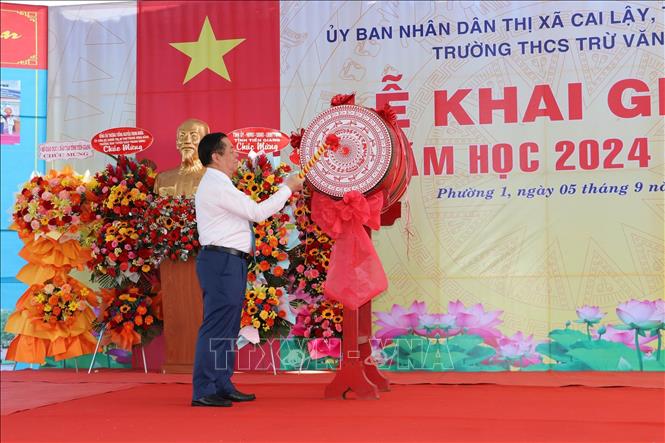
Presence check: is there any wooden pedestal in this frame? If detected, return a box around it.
[159,259,202,373]
[323,202,400,399]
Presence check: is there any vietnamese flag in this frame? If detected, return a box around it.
[136,0,280,172]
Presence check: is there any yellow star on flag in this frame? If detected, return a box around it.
[169,16,245,84]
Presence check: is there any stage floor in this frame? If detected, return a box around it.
[1,370,664,442]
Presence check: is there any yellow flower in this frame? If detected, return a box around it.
[252,320,261,328]
[105,234,116,242]
[321,309,334,319]
[259,310,269,320]
[44,304,52,312]
[265,175,275,184]
[243,172,254,181]
[257,290,266,300]
[120,304,130,313]
[141,264,151,272]
[247,290,257,300]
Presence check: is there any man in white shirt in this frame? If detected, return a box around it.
[192,132,304,407]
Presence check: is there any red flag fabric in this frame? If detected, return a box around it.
[136,0,279,172]
[310,190,388,309]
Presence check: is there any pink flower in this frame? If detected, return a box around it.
[616,300,662,330]
[307,338,341,359]
[596,325,658,352]
[493,332,542,367]
[296,264,305,273]
[373,303,420,340]
[654,299,665,326]
[576,305,605,324]
[22,214,32,222]
[58,190,70,200]
[41,191,53,201]
[451,300,503,346]
[30,220,40,230]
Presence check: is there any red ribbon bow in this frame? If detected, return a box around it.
[311,190,387,309]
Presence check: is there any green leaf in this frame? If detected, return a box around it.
[616,357,633,371]
[519,363,553,371]
[552,361,590,371]
[567,341,639,371]
[447,334,484,351]
[536,342,570,362]
[397,335,426,354]
[643,359,665,371]
[548,329,588,348]
[463,346,496,365]
[444,351,469,369]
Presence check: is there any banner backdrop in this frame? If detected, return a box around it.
[280,1,664,334]
[42,1,664,370]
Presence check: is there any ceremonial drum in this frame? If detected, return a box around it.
[300,104,414,211]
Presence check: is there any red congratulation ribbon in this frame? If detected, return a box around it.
[310,190,388,309]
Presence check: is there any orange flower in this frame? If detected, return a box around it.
[134,315,143,326]
[273,266,284,277]
[260,244,272,256]
[113,314,123,323]
[247,272,257,282]
[145,315,154,325]
[258,260,270,272]
[137,306,147,315]
[123,321,135,330]
[52,307,62,316]
[48,295,59,306]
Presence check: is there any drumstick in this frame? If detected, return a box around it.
[298,133,340,179]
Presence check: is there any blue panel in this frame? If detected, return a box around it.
[0,231,26,277]
[0,281,26,310]
[1,67,47,230]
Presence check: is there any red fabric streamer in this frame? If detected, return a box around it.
[289,128,304,164]
[330,93,356,106]
[311,190,387,309]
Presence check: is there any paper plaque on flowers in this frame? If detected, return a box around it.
[91,127,154,155]
[228,127,290,158]
[39,141,93,161]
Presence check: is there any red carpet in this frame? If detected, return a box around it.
[1,371,664,443]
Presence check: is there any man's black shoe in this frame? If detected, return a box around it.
[191,395,233,407]
[217,390,256,402]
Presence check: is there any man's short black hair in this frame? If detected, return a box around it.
[198,132,227,166]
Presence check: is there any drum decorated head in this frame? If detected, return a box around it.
[300,105,394,199]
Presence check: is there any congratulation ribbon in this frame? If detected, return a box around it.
[310,190,387,309]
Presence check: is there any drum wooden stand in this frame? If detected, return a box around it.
[324,203,401,399]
